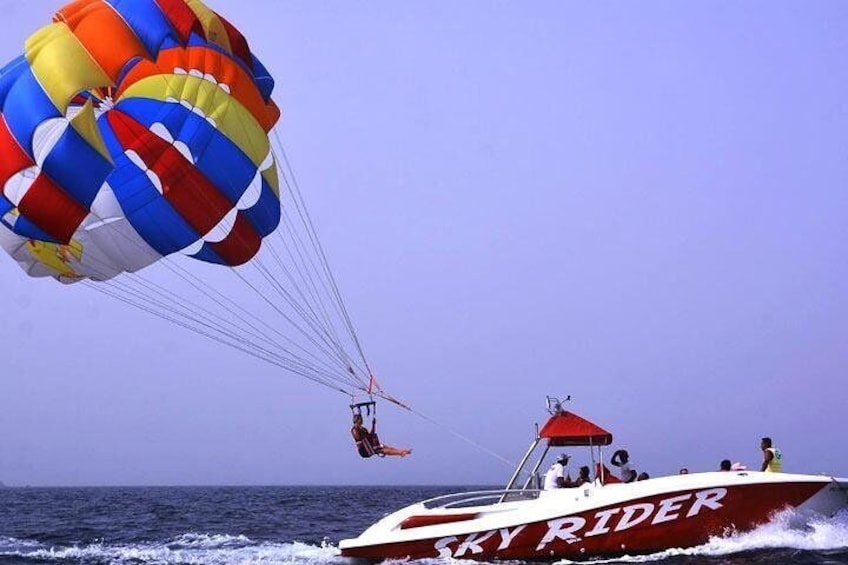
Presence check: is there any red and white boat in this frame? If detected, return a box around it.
[340,398,848,561]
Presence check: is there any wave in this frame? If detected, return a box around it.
[0,533,343,565]
[2,511,847,565]
[557,508,848,563]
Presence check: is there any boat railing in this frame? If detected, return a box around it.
[421,488,542,510]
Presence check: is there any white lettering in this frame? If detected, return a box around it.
[497,525,526,550]
[455,530,498,557]
[434,536,457,559]
[615,503,654,531]
[652,494,691,525]
[585,508,620,537]
[687,488,727,517]
[536,517,586,551]
[435,488,727,558]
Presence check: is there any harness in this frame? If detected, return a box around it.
[351,400,385,458]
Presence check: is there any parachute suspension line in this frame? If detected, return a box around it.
[261,210,358,374]
[249,258,367,385]
[261,230,340,348]
[242,230,350,368]
[269,168,356,354]
[273,130,375,378]
[84,260,343,383]
[255,157,367,381]
[150,258,346,379]
[73,220,349,387]
[80,278,349,390]
[226,265,363,388]
[133,260,347,382]
[93,278,281,364]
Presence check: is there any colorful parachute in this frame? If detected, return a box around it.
[0,0,281,282]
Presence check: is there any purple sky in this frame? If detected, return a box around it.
[1,1,846,486]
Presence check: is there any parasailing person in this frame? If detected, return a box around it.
[351,411,412,458]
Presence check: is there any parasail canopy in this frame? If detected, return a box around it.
[539,411,613,446]
[0,0,280,282]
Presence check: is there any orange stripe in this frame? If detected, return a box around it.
[56,0,149,82]
[116,46,279,132]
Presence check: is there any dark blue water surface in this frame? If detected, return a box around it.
[1,486,846,564]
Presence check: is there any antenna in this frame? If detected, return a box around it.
[546,395,571,415]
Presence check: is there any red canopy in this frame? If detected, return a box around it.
[539,411,612,446]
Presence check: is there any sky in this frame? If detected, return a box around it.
[0,1,846,487]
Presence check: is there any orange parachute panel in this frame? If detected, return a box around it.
[55,0,150,82]
[116,46,279,132]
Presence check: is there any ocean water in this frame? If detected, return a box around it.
[0,486,847,565]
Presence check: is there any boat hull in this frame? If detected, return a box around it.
[340,473,848,561]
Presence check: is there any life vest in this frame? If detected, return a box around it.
[352,425,383,458]
[765,447,782,472]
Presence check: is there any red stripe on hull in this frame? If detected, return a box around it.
[341,482,827,561]
[400,513,479,530]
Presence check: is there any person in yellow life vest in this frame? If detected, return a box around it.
[760,437,782,472]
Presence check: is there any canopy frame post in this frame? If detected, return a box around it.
[505,423,541,492]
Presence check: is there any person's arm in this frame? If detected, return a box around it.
[761,450,772,471]
[611,450,622,467]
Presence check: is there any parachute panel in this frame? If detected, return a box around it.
[56,0,150,81]
[16,174,88,243]
[24,23,112,113]
[0,0,281,281]
[106,0,182,58]
[39,117,112,209]
[2,67,63,158]
[116,74,272,166]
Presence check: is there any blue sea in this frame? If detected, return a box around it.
[1,486,847,564]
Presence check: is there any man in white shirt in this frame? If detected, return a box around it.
[543,454,571,489]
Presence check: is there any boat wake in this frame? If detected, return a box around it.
[565,508,848,563]
[0,533,343,565]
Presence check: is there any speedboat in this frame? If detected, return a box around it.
[340,397,848,561]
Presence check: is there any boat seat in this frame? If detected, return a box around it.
[595,463,622,485]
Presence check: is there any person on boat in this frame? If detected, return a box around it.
[611,449,636,482]
[719,459,732,471]
[351,413,411,458]
[570,465,592,487]
[760,437,782,472]
[543,454,571,489]
[679,467,689,475]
